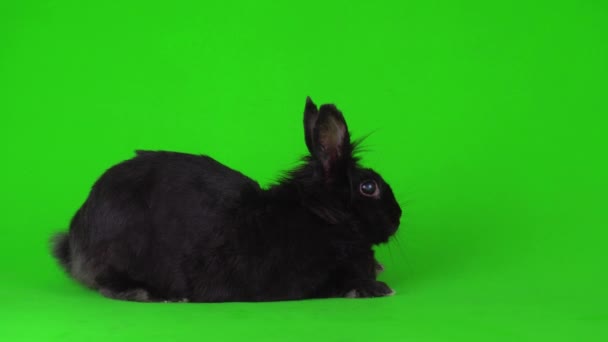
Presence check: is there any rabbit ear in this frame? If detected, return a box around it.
[303,96,319,154]
[312,104,351,179]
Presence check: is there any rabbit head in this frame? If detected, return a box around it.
[284,97,402,244]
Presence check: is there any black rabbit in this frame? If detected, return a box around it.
[50,97,402,302]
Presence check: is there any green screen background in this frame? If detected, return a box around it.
[1,1,606,341]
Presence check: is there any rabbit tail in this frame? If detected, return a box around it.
[51,232,71,273]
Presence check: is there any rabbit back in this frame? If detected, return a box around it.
[66,151,262,299]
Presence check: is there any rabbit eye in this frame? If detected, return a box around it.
[359,180,379,197]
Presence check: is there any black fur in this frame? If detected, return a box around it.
[50,98,402,302]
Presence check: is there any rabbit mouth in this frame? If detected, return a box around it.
[388,224,399,236]
[387,218,401,236]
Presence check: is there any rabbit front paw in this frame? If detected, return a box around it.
[344,280,395,298]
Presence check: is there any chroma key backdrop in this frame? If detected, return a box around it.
[0,1,606,341]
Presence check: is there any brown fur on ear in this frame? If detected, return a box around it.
[303,97,319,154]
[313,104,351,179]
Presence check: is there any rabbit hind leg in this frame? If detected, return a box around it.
[94,269,163,302]
[99,287,153,302]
